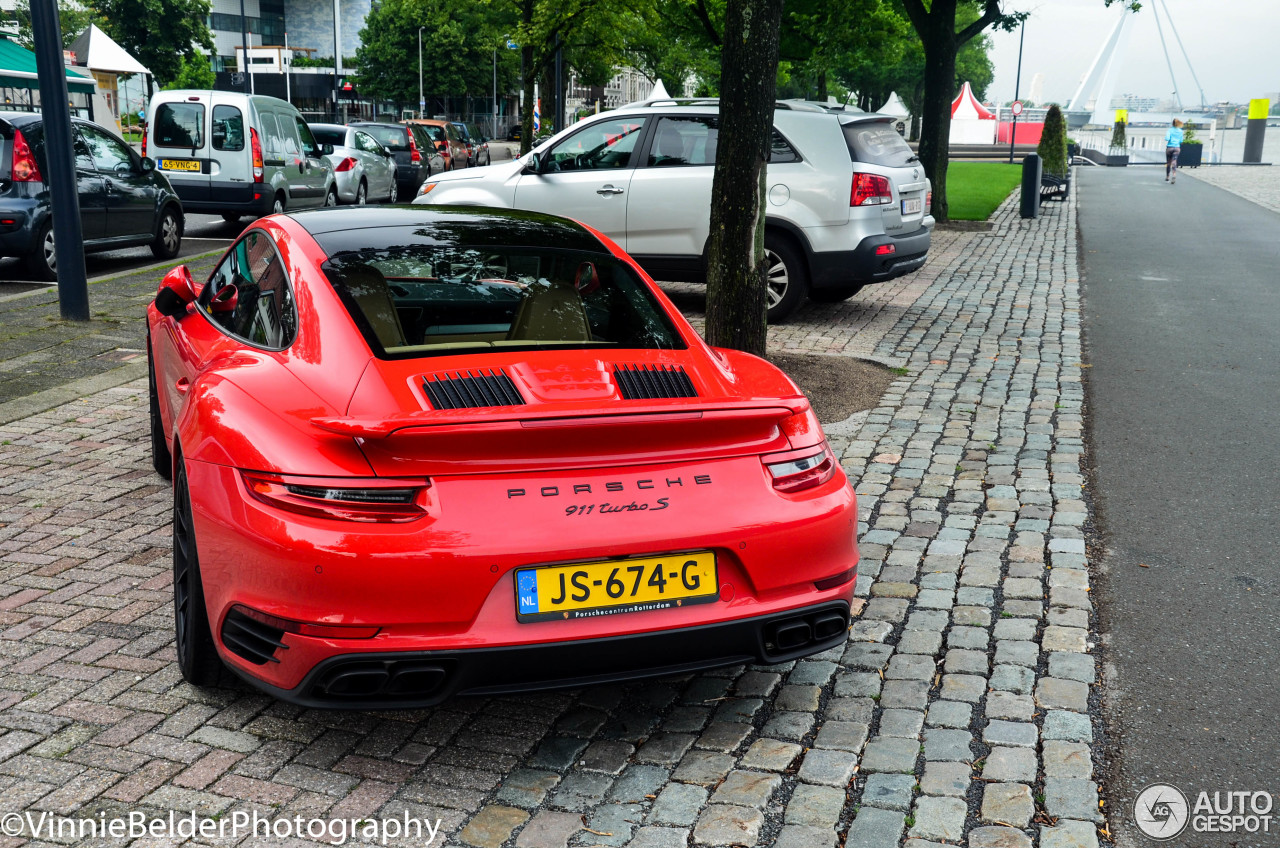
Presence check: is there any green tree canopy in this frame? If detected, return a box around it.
[164,51,216,91]
[93,0,214,86]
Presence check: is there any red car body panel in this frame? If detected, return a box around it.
[148,206,858,707]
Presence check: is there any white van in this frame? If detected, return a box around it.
[146,91,336,221]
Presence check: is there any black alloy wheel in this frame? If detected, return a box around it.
[173,459,222,685]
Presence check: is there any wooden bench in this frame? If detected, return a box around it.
[1040,173,1070,201]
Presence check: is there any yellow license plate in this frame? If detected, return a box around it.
[516,551,717,622]
[160,159,201,172]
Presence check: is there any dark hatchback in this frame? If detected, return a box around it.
[348,122,433,200]
[0,112,183,280]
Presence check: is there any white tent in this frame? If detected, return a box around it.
[877,91,910,119]
[69,24,150,76]
[948,81,996,144]
[69,24,151,130]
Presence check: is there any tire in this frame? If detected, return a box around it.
[356,179,367,206]
[148,343,172,480]
[809,284,865,304]
[764,233,809,323]
[271,193,286,215]
[173,456,222,686]
[387,178,398,203]
[150,205,182,260]
[24,221,57,282]
[221,213,241,223]
[324,186,338,207]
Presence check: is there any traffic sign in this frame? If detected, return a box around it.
[1011,100,1024,117]
[506,40,519,50]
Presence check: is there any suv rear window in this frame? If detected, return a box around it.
[361,126,409,150]
[155,103,205,149]
[842,120,916,167]
[311,127,345,146]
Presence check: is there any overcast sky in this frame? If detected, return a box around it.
[986,0,1279,107]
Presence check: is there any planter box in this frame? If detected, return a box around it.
[1179,143,1203,168]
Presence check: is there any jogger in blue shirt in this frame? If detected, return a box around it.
[1165,119,1184,183]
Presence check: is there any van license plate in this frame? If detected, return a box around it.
[901,197,922,215]
[160,159,201,172]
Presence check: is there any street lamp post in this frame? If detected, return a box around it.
[1008,18,1025,164]
[492,47,498,139]
[419,27,424,119]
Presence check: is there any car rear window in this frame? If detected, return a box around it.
[320,236,685,358]
[419,124,446,142]
[154,103,204,149]
[311,126,345,146]
[361,126,409,150]
[842,120,916,167]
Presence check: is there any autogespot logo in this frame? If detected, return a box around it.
[1135,784,1190,840]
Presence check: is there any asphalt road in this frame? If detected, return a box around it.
[1078,166,1280,844]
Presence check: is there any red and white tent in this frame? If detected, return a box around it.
[949,81,996,144]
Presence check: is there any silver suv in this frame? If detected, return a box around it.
[414,99,933,321]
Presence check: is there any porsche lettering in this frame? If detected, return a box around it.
[508,475,711,499]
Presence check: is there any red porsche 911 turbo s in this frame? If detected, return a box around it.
[147,206,859,708]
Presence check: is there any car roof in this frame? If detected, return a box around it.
[285,206,611,254]
[350,121,405,130]
[309,123,348,133]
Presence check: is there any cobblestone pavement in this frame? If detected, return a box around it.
[0,189,1103,848]
[1184,164,1280,215]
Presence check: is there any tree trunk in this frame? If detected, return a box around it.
[815,71,827,102]
[913,0,958,222]
[703,0,784,356]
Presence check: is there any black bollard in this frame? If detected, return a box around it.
[1021,153,1042,219]
[1243,98,1268,164]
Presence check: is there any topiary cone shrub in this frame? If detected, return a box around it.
[1038,104,1069,177]
[1110,119,1126,150]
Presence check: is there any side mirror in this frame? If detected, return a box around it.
[321,143,334,155]
[155,265,196,318]
[522,154,541,176]
[139,157,155,172]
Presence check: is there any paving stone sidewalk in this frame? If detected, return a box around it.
[1184,164,1280,216]
[0,186,1102,848]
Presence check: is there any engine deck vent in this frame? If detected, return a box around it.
[422,368,526,410]
[613,364,698,400]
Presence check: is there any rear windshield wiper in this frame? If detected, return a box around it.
[905,155,920,163]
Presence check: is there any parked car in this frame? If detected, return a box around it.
[407,119,468,171]
[147,205,857,706]
[450,121,476,167]
[463,122,491,166]
[415,99,933,322]
[506,124,522,141]
[308,123,397,204]
[0,112,183,281]
[146,90,336,220]
[349,121,439,199]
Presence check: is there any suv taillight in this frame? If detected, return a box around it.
[140,123,147,157]
[408,131,421,163]
[926,190,933,212]
[250,127,264,182]
[11,129,41,182]
[851,173,892,207]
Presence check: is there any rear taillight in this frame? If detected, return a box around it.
[334,156,357,172]
[926,190,932,211]
[141,124,147,157]
[11,129,41,182]
[875,244,896,256]
[250,127,264,182]
[436,141,447,151]
[763,442,838,494]
[850,173,892,207]
[408,132,421,163]
[230,604,380,639]
[242,472,430,523]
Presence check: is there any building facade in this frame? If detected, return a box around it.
[208,0,372,72]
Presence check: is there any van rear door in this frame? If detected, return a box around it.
[151,94,211,202]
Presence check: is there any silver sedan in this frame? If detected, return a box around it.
[309,124,398,204]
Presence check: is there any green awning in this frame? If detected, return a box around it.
[0,37,95,95]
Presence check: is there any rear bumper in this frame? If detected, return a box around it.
[174,181,274,216]
[234,600,854,709]
[809,226,932,290]
[0,201,41,256]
